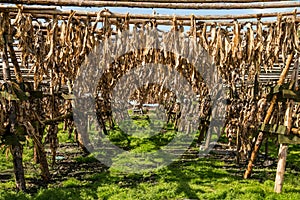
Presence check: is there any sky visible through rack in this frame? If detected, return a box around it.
[4,2,299,22]
[57,4,300,31]
[69,7,299,15]
[60,4,300,20]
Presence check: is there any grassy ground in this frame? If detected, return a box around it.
[0,115,300,199]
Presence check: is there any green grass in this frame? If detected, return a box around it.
[75,154,99,164]
[1,157,300,199]
[0,149,13,172]
[57,123,76,143]
[0,115,300,199]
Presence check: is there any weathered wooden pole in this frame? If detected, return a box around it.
[2,47,26,191]
[274,144,288,193]
[1,5,299,22]
[244,53,294,179]
[37,124,51,182]
[1,0,300,10]
[274,54,299,193]
[1,12,26,192]
[274,100,293,193]
[1,45,11,81]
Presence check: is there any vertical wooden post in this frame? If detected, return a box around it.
[1,45,11,81]
[10,143,26,192]
[33,142,40,164]
[244,53,294,179]
[274,144,288,193]
[274,54,299,193]
[37,124,51,182]
[274,100,293,193]
[1,12,26,191]
[197,122,207,145]
[204,126,212,150]
[236,126,241,164]
[25,121,51,182]
[264,138,269,160]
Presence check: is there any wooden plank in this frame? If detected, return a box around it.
[1,0,300,10]
[278,135,300,144]
[260,124,287,135]
[1,5,299,21]
[77,0,293,3]
[0,5,57,11]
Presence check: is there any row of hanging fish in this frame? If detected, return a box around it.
[195,13,300,84]
[5,8,107,90]
[1,8,300,157]
[1,8,299,89]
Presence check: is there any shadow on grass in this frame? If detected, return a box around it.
[84,158,240,199]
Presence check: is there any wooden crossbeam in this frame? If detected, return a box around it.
[1,0,300,10]
[64,0,293,3]
[1,6,299,20]
[0,6,299,27]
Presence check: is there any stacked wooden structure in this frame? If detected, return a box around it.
[0,0,299,194]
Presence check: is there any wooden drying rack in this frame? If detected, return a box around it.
[1,1,300,194]
[1,0,300,9]
[0,5,300,26]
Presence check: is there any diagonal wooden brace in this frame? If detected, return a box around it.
[244,53,295,179]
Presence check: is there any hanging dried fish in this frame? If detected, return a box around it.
[223,28,231,64]
[60,20,66,45]
[264,23,275,70]
[200,23,209,51]
[209,23,217,47]
[292,12,300,52]
[281,17,291,65]
[190,15,197,39]
[246,22,254,63]
[0,13,7,50]
[254,18,264,72]
[208,23,217,55]
[274,14,283,63]
[79,18,90,56]
[212,25,222,66]
[65,11,76,48]
[232,19,240,59]
[45,17,58,62]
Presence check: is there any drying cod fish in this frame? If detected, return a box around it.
[200,23,209,51]
[209,23,217,47]
[264,23,275,70]
[246,22,254,63]
[232,19,240,59]
[212,25,222,66]
[281,17,294,65]
[254,19,264,72]
[0,13,7,50]
[65,11,76,48]
[60,20,66,45]
[45,17,58,62]
[292,13,300,52]
[274,14,282,63]
[190,15,197,39]
[223,28,231,64]
[207,23,217,57]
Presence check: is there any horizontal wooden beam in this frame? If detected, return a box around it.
[0,5,57,11]
[1,0,300,10]
[80,0,291,3]
[42,113,73,125]
[1,6,299,22]
[4,14,288,26]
